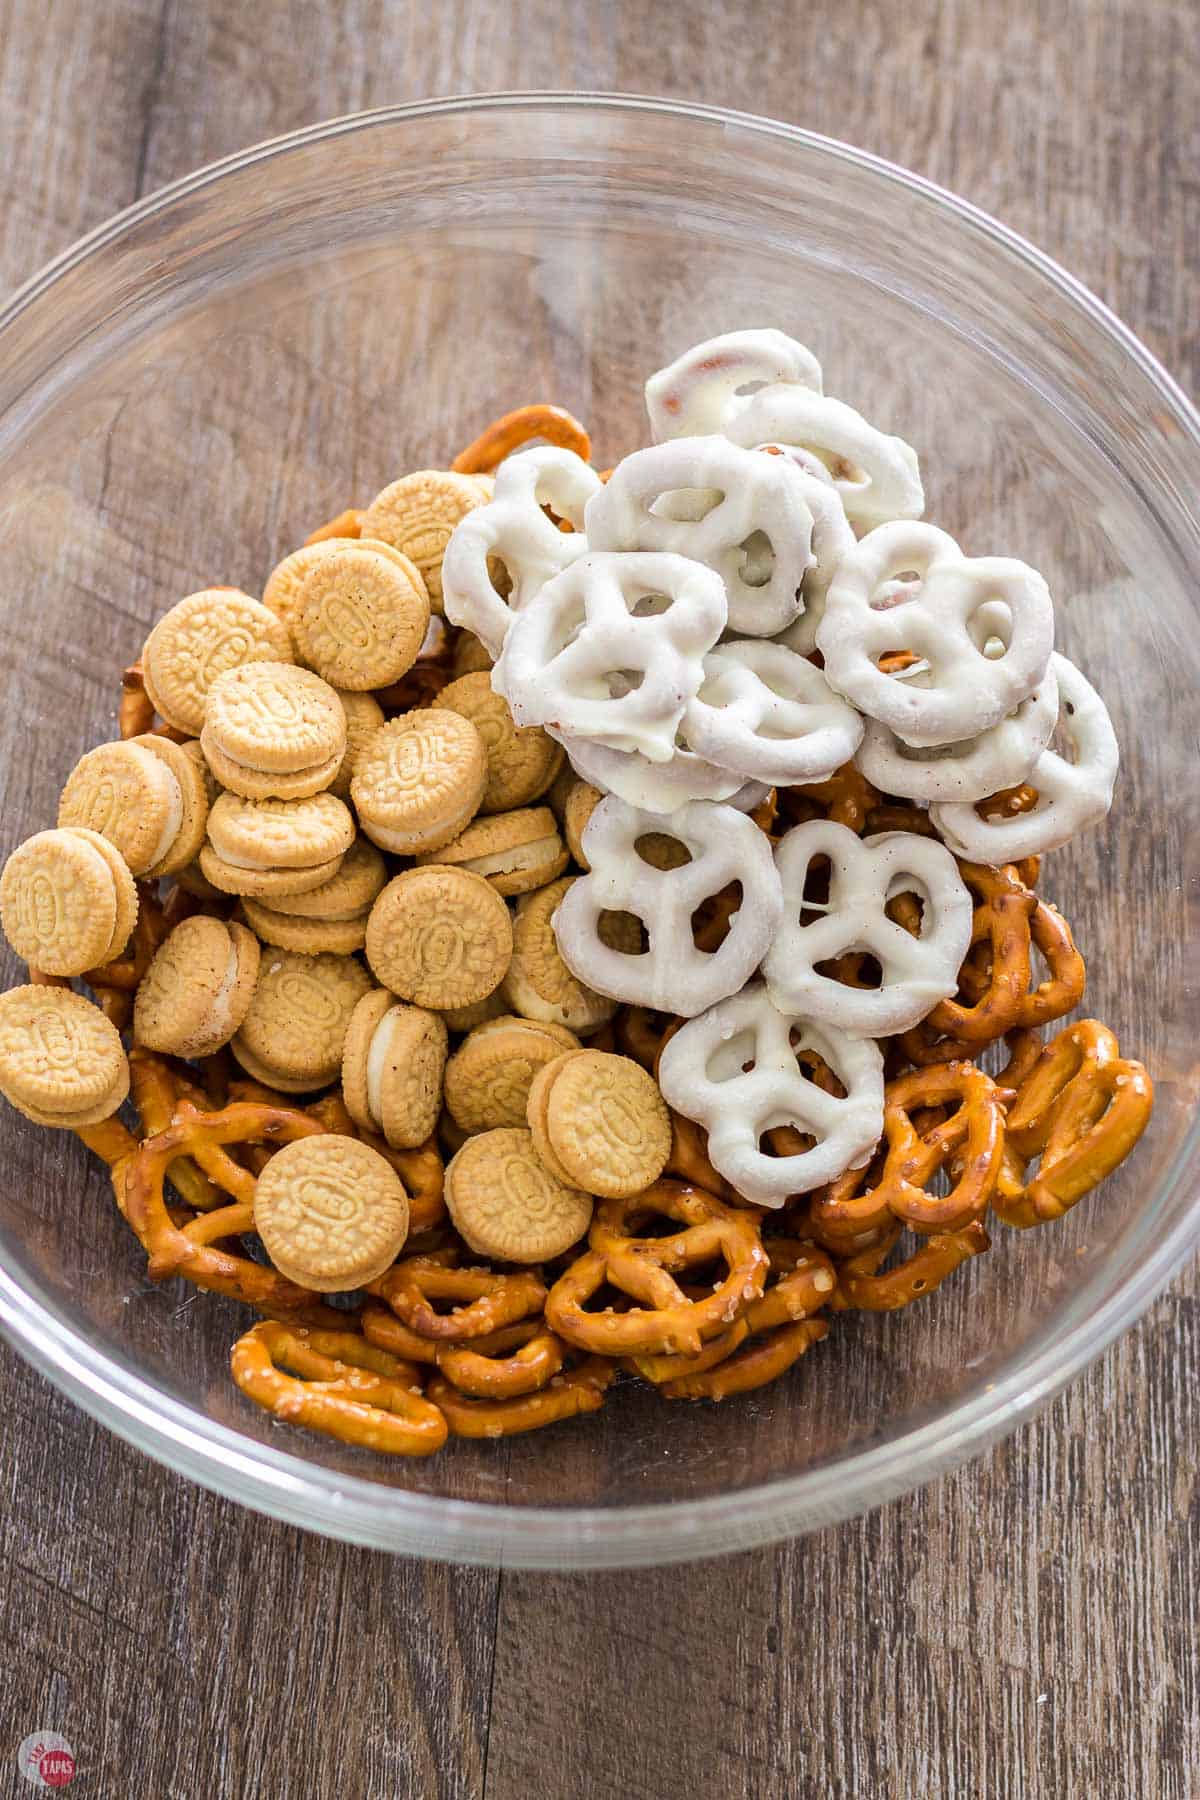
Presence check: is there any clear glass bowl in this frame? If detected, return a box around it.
[0,95,1197,1569]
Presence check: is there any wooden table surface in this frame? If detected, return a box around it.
[0,3,1196,1795]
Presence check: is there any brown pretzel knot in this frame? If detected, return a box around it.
[450,403,592,474]
[230,1322,448,1456]
[371,1256,548,1342]
[993,1019,1154,1228]
[809,1061,1010,1247]
[425,1358,614,1438]
[303,506,363,546]
[830,1219,991,1311]
[545,1181,768,1358]
[662,1110,740,1203]
[434,1319,566,1399]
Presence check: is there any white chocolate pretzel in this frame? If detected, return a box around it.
[553,796,782,1014]
[493,550,727,765]
[930,654,1118,859]
[657,982,885,1207]
[553,728,749,810]
[644,329,824,440]
[441,447,601,656]
[757,446,857,655]
[585,436,817,637]
[855,662,1059,802]
[762,821,973,1035]
[816,521,1055,748]
[684,640,864,786]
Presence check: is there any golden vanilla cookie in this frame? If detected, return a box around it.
[329,689,386,800]
[437,671,564,813]
[445,1127,593,1263]
[200,661,347,800]
[293,542,430,690]
[360,470,489,611]
[415,806,568,897]
[250,837,387,922]
[529,1049,671,1198]
[240,897,367,956]
[198,845,346,900]
[443,1015,580,1134]
[502,876,636,1035]
[562,780,603,869]
[341,989,448,1148]
[262,538,358,637]
[0,985,130,1127]
[436,989,510,1035]
[253,1135,410,1291]
[58,740,181,877]
[1,827,138,976]
[134,916,260,1057]
[207,791,355,872]
[451,630,494,678]
[141,588,293,734]
[352,710,487,855]
[231,948,372,1091]
[365,866,512,1010]
[133,735,211,876]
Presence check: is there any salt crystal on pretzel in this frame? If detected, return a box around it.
[683,640,863,786]
[657,981,885,1207]
[763,820,973,1034]
[553,796,782,1015]
[585,436,820,637]
[492,550,727,765]
[441,446,601,657]
[930,654,1118,860]
[645,329,824,440]
[817,520,1055,747]
[855,661,1059,802]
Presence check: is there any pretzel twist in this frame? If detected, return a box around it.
[451,403,592,474]
[371,1258,548,1341]
[230,1322,447,1455]
[434,1321,567,1400]
[426,1359,614,1437]
[830,1219,991,1311]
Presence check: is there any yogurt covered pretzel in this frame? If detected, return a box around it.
[644,329,825,439]
[493,550,727,764]
[657,981,885,1207]
[441,447,602,657]
[553,796,783,1015]
[762,821,973,1034]
[855,661,1059,802]
[817,520,1055,747]
[931,654,1118,859]
[683,640,863,786]
[757,446,857,654]
[585,436,818,637]
[554,729,751,811]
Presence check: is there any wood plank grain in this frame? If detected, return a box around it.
[0,3,1196,1799]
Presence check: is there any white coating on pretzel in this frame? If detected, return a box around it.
[816,521,1055,748]
[757,447,857,654]
[657,981,885,1207]
[492,550,727,765]
[762,821,973,1034]
[855,662,1059,802]
[553,728,748,809]
[441,447,601,656]
[726,392,923,531]
[552,797,783,1015]
[683,640,863,785]
[644,329,824,440]
[930,654,1118,859]
[585,436,816,637]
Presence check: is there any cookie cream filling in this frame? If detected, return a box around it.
[459,834,561,878]
[145,762,184,868]
[365,1007,403,1127]
[202,940,244,1042]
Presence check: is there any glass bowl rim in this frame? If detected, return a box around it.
[0,90,1197,1568]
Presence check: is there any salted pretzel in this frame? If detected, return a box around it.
[371,1256,547,1342]
[493,550,727,761]
[434,1320,565,1400]
[128,1048,226,1214]
[809,1061,1009,1246]
[683,640,863,785]
[426,1358,614,1437]
[585,435,821,636]
[775,761,880,836]
[616,1005,677,1071]
[230,1321,448,1456]
[993,1019,1153,1228]
[546,1180,768,1357]
[303,507,363,546]
[451,402,592,475]
[763,820,973,1034]
[554,796,782,1014]
[855,661,1059,802]
[931,654,1119,860]
[657,982,885,1207]
[830,1218,991,1311]
[817,522,1054,746]
[441,446,601,656]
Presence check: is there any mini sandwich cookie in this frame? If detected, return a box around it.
[415,806,568,897]
[1,827,138,976]
[561,780,603,869]
[241,835,386,944]
[232,948,372,1092]
[342,989,448,1148]
[141,588,294,735]
[0,986,129,1127]
[293,540,430,690]
[502,876,635,1035]
[445,1127,593,1263]
[253,1135,410,1292]
[365,867,512,1011]
[262,537,359,639]
[329,690,385,800]
[526,1049,671,1198]
[200,791,355,898]
[352,710,487,855]
[57,734,208,878]
[438,671,563,813]
[443,1015,580,1133]
[360,470,491,611]
[201,662,347,799]
[134,916,260,1057]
